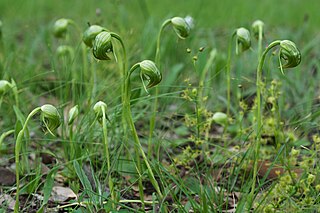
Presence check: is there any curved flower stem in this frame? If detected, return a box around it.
[10,80,19,108]
[148,19,171,159]
[249,40,281,207]
[101,106,116,208]
[14,107,41,213]
[125,65,163,202]
[110,33,127,78]
[0,129,14,149]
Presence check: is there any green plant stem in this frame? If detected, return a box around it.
[147,19,171,159]
[68,123,74,161]
[0,129,14,149]
[124,66,145,208]
[257,26,263,60]
[198,49,217,154]
[90,56,96,102]
[249,40,281,207]
[109,33,129,160]
[14,107,41,213]
[226,35,234,119]
[110,33,127,79]
[126,65,163,201]
[198,49,217,105]
[10,80,19,108]
[101,106,116,208]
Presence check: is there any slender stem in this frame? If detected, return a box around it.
[0,129,14,149]
[68,123,74,161]
[126,65,163,200]
[10,80,19,108]
[101,107,116,208]
[110,33,129,160]
[226,34,234,120]
[199,49,217,155]
[110,33,127,79]
[148,19,171,159]
[198,49,217,105]
[249,40,281,207]
[257,26,263,60]
[14,107,41,213]
[123,73,145,208]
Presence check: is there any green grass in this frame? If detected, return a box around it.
[0,0,320,212]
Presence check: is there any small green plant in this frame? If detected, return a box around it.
[90,23,163,202]
[252,20,265,59]
[148,16,192,158]
[124,60,163,201]
[92,101,116,208]
[14,104,61,213]
[250,40,301,207]
[226,27,251,121]
[87,27,128,138]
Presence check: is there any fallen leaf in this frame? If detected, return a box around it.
[0,193,15,210]
[0,167,16,185]
[50,186,77,202]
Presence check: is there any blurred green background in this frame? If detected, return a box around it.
[1,0,319,27]
[0,0,318,36]
[1,0,319,125]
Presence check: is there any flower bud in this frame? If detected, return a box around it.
[93,101,107,122]
[235,27,251,54]
[56,45,74,58]
[83,25,105,48]
[212,112,228,126]
[40,104,61,136]
[184,15,194,30]
[139,60,162,88]
[279,40,301,71]
[307,174,315,184]
[0,80,11,95]
[93,32,113,60]
[52,18,70,38]
[251,20,264,40]
[68,105,79,125]
[171,17,191,39]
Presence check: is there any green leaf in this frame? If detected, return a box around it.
[37,166,59,213]
[73,161,96,202]
[13,105,28,138]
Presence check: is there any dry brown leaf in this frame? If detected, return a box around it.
[50,186,77,202]
[0,193,15,210]
[0,167,16,185]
